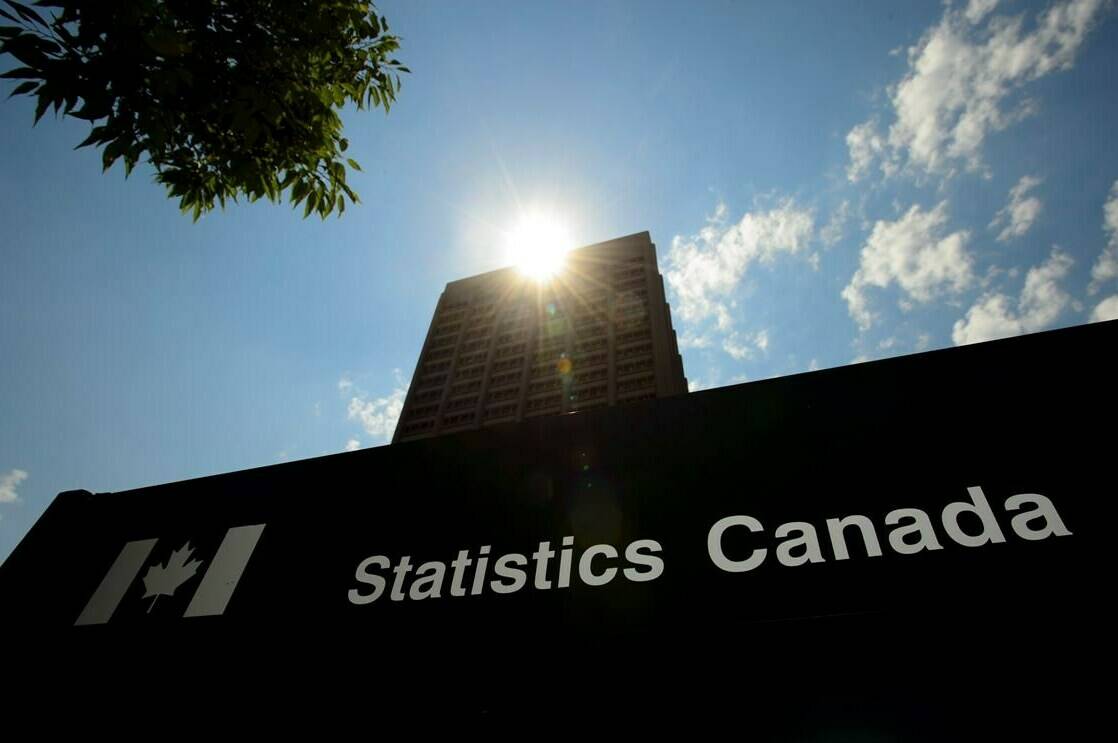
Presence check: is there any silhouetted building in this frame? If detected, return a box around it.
[393,231,688,442]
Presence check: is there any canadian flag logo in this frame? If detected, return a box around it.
[75,524,265,625]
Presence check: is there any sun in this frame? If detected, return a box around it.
[503,211,573,281]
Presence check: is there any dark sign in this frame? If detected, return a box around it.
[3,321,1114,732]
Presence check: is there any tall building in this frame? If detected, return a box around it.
[393,231,688,443]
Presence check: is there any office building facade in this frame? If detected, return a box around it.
[393,231,687,442]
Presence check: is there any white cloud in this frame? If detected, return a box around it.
[846,121,892,183]
[343,371,408,445]
[1091,295,1118,322]
[687,367,723,392]
[848,0,1105,180]
[677,331,712,350]
[666,199,815,329]
[965,0,1001,25]
[843,201,975,330]
[952,248,1074,344]
[0,468,28,504]
[722,336,751,361]
[344,438,361,452]
[991,175,1043,241]
[721,329,770,361]
[820,200,852,247]
[1089,180,1118,294]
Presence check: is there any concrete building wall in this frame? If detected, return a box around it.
[393,231,688,443]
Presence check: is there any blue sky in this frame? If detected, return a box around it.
[2,0,1117,564]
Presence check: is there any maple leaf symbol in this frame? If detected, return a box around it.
[141,543,204,613]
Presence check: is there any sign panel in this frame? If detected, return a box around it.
[2,321,1114,731]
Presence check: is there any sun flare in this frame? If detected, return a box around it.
[504,211,573,280]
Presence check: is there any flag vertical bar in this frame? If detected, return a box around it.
[183,524,266,618]
[75,538,159,626]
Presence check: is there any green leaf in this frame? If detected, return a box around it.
[291,178,309,204]
[0,66,39,79]
[7,79,35,97]
[74,125,108,149]
[5,0,400,222]
[102,139,125,171]
[32,89,48,122]
[68,104,103,121]
[4,1,48,27]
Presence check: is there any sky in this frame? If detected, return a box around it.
[2,0,1117,564]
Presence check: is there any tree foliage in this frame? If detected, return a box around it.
[0,0,408,220]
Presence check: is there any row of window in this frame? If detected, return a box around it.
[432,321,461,338]
[433,286,651,343]
[450,379,481,396]
[614,276,648,293]
[616,302,649,319]
[495,342,527,359]
[571,382,608,402]
[490,370,521,388]
[416,372,448,390]
[427,334,456,351]
[617,357,655,378]
[425,336,649,385]
[408,403,439,419]
[526,395,563,413]
[488,386,519,403]
[485,402,517,421]
[616,328,651,345]
[412,388,441,404]
[528,378,562,395]
[400,418,436,436]
[617,342,653,361]
[458,351,486,368]
[492,357,522,374]
[445,396,476,412]
[573,367,608,385]
[403,372,659,436]
[443,411,476,428]
[423,359,452,375]
[576,336,608,354]
[618,373,655,395]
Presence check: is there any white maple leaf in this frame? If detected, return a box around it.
[141,543,204,613]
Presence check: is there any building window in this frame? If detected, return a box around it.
[445,396,479,412]
[442,411,477,427]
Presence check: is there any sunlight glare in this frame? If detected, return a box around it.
[504,211,572,280]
